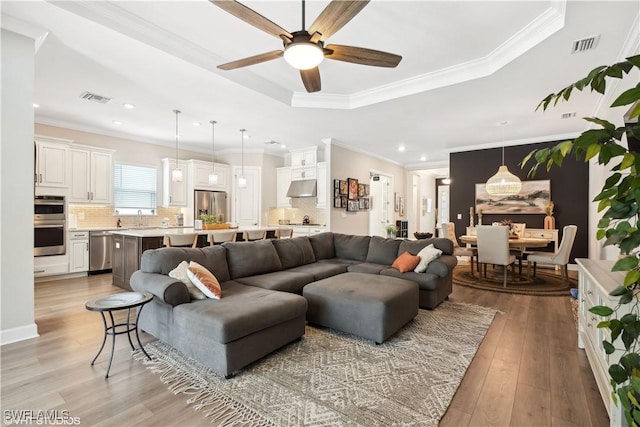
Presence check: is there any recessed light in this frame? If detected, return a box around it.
[112,120,122,125]
[33,103,40,108]
[280,144,287,149]
[398,145,406,152]
[123,103,135,109]
[192,122,201,127]
[244,134,250,139]
[442,178,452,185]
[420,156,426,161]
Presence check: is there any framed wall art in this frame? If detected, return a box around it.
[347,199,359,212]
[475,179,551,214]
[347,178,359,200]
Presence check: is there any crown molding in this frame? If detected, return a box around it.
[1,13,49,52]
[293,0,566,110]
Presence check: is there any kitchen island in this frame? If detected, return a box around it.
[110,226,276,290]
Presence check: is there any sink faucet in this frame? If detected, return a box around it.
[137,209,143,226]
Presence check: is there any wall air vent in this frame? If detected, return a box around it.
[561,112,576,119]
[79,91,112,104]
[264,140,279,145]
[570,35,600,54]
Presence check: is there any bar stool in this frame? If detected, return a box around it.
[163,233,198,248]
[243,229,267,241]
[208,230,238,245]
[276,228,293,239]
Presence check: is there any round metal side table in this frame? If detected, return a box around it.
[85,292,153,378]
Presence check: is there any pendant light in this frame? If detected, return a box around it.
[208,120,219,185]
[485,122,521,196]
[171,109,183,182]
[238,128,247,188]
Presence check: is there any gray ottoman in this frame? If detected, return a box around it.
[303,272,419,344]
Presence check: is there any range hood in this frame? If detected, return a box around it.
[286,179,317,198]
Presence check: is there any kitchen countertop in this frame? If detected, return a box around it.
[269,224,326,227]
[110,226,276,238]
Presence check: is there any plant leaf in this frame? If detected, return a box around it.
[611,364,629,384]
[603,340,616,354]
[590,305,614,316]
[612,85,640,108]
[613,256,639,271]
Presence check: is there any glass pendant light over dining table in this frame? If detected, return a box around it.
[208,120,218,185]
[238,128,247,188]
[171,109,183,182]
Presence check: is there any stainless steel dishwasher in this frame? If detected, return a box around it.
[89,230,113,272]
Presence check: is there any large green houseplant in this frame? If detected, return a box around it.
[521,55,640,425]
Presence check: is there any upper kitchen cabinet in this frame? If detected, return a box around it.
[162,158,187,207]
[316,162,328,209]
[276,167,292,208]
[34,137,69,188]
[69,146,113,204]
[290,147,317,168]
[188,159,230,192]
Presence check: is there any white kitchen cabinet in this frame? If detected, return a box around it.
[68,231,89,273]
[291,166,317,181]
[232,166,261,227]
[34,138,69,188]
[162,158,188,207]
[291,226,327,238]
[577,259,627,427]
[276,167,292,208]
[188,159,230,191]
[69,148,113,204]
[34,254,68,278]
[316,162,327,209]
[290,147,317,168]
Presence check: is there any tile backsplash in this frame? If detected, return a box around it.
[267,198,327,225]
[68,205,184,229]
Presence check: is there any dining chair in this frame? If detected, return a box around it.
[164,233,198,248]
[509,223,527,274]
[476,225,516,287]
[243,229,267,241]
[207,230,237,245]
[276,228,293,239]
[441,222,477,275]
[527,225,577,281]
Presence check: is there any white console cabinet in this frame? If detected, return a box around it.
[577,258,628,427]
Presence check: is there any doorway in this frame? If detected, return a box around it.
[369,172,393,237]
[437,184,450,235]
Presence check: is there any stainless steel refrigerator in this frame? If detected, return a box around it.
[194,190,228,223]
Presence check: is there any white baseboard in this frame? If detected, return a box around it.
[0,323,39,346]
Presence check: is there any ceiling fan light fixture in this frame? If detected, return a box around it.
[284,42,324,70]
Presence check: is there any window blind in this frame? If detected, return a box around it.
[113,163,157,209]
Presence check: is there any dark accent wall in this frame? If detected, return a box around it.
[449,141,589,261]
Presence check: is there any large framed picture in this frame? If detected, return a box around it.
[475,179,551,214]
[347,178,359,201]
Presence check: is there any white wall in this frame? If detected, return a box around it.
[330,144,406,235]
[1,30,38,345]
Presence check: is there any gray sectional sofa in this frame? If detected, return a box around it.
[130,232,456,378]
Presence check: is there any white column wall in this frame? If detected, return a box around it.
[1,29,38,344]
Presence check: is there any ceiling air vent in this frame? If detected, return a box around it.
[570,35,600,54]
[561,112,576,119]
[79,91,112,104]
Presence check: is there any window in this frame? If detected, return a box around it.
[113,163,157,213]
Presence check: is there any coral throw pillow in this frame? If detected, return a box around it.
[187,261,222,299]
[392,251,421,273]
[168,261,206,300]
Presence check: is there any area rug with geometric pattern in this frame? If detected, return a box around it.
[134,301,498,426]
[453,265,576,296]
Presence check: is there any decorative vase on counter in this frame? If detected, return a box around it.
[544,201,555,229]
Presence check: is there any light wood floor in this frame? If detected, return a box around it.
[1,268,608,426]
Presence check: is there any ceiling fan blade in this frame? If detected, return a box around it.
[308,0,370,41]
[325,44,402,68]
[218,50,283,70]
[300,67,321,93]
[210,0,292,40]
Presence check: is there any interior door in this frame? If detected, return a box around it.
[232,166,261,226]
[369,173,393,237]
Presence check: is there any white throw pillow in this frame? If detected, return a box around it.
[168,261,206,300]
[414,244,442,273]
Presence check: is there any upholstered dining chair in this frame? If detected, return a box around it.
[527,225,577,282]
[208,230,237,245]
[243,229,267,241]
[276,228,293,239]
[442,222,477,276]
[509,223,527,274]
[476,225,516,287]
[164,233,198,248]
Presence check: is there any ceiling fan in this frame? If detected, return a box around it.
[211,0,402,93]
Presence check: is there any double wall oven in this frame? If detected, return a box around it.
[34,195,66,256]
